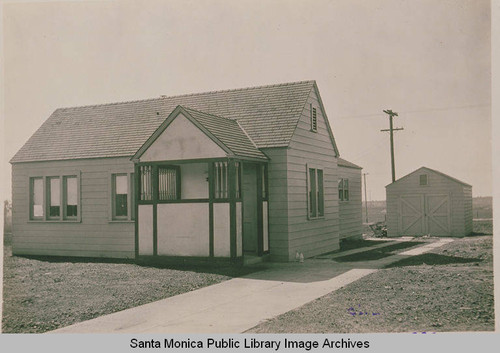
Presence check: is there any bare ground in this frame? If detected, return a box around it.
[2,245,244,333]
[247,235,494,333]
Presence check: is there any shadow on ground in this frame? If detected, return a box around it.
[333,241,425,262]
[384,253,482,268]
[14,254,263,278]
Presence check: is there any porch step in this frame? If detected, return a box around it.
[243,254,269,266]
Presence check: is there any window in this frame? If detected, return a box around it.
[235,162,242,199]
[158,166,180,200]
[419,174,428,186]
[111,173,135,220]
[214,161,228,199]
[310,104,317,132]
[64,176,78,218]
[29,173,80,221]
[261,164,268,200]
[338,178,349,201]
[139,165,153,201]
[30,177,44,220]
[113,174,128,218]
[47,177,60,219]
[308,167,324,218]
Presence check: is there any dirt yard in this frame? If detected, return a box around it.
[248,234,494,333]
[2,245,248,333]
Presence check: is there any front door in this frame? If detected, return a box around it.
[242,164,258,253]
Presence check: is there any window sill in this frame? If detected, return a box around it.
[28,219,81,223]
[109,220,135,223]
[308,216,325,221]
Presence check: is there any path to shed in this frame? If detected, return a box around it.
[51,238,453,333]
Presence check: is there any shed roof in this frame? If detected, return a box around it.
[11,80,330,163]
[386,166,472,188]
[338,158,362,169]
[134,106,268,161]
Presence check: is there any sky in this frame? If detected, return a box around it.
[0,0,492,201]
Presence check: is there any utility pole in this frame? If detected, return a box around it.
[363,173,369,223]
[381,110,403,182]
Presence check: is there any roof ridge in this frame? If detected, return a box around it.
[56,80,316,111]
[181,105,236,122]
[162,79,316,99]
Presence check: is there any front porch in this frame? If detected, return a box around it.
[134,158,269,263]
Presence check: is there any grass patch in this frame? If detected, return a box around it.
[339,239,384,252]
[334,241,424,262]
[385,253,482,268]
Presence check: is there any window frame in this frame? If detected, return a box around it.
[306,164,325,220]
[28,172,81,222]
[109,172,135,222]
[47,176,62,220]
[29,177,44,220]
[338,178,349,202]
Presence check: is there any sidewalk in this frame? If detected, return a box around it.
[51,238,452,333]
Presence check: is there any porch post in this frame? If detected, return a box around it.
[256,163,264,256]
[228,158,237,261]
[152,164,158,256]
[134,163,140,259]
[208,162,214,258]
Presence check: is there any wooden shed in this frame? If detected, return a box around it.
[386,167,472,237]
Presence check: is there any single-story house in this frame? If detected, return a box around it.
[10,80,362,263]
[386,166,472,237]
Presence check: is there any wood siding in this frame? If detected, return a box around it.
[339,166,363,240]
[284,87,340,261]
[11,157,135,258]
[386,168,471,237]
[261,148,289,262]
[463,186,473,235]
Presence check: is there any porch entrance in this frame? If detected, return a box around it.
[242,164,258,254]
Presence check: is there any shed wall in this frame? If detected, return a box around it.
[285,87,339,260]
[386,169,469,237]
[11,157,135,258]
[339,165,363,240]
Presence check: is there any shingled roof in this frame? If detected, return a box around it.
[338,158,362,169]
[134,106,268,161]
[11,80,326,163]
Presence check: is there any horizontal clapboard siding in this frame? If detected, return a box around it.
[11,157,135,258]
[285,86,340,261]
[339,166,362,240]
[261,148,289,262]
[386,168,471,237]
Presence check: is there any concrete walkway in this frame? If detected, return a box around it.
[51,237,453,334]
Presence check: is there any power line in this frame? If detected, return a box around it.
[337,103,490,120]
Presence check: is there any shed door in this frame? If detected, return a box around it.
[425,194,451,236]
[399,194,450,236]
[399,195,425,235]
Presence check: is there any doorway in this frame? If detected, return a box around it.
[242,163,258,253]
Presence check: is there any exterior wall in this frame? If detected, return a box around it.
[11,157,135,258]
[261,147,289,262]
[140,113,226,162]
[285,87,340,261]
[386,168,468,237]
[157,203,210,256]
[339,165,363,240]
[463,186,473,235]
